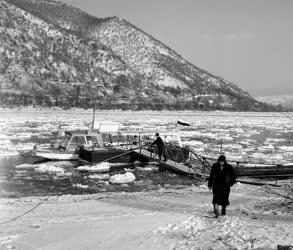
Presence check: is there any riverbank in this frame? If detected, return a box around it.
[1,182,292,250]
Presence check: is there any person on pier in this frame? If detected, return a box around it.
[151,133,167,162]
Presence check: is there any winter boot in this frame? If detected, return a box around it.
[221,206,226,216]
[214,204,219,218]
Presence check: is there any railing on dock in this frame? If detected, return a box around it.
[104,133,293,180]
[129,143,212,179]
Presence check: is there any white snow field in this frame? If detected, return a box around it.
[0,182,292,250]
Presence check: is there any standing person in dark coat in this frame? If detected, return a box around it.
[208,155,236,217]
[132,135,138,145]
[152,133,167,161]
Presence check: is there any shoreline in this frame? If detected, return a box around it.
[1,184,293,249]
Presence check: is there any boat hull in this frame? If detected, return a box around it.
[79,148,133,163]
[35,149,79,161]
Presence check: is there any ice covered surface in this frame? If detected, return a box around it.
[109,172,136,184]
[0,149,18,157]
[72,183,89,189]
[15,163,37,170]
[14,161,74,176]
[279,146,293,152]
[135,166,158,172]
[35,164,65,174]
[0,182,292,250]
[77,162,110,172]
[152,182,293,249]
[155,215,293,249]
[1,109,293,164]
[88,173,110,180]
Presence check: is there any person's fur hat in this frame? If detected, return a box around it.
[218,155,226,162]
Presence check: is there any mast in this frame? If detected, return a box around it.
[89,81,118,131]
[90,83,106,131]
[91,96,96,131]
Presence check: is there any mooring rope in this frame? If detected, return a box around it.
[94,143,152,164]
[0,196,49,226]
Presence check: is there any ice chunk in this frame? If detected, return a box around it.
[109,172,136,184]
[77,162,110,172]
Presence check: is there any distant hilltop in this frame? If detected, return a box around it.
[0,0,278,111]
[256,95,293,110]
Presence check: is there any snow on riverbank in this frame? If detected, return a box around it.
[155,213,293,249]
[0,183,292,250]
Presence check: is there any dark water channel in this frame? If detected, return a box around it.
[0,155,196,198]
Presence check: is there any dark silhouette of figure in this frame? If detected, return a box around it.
[208,155,236,217]
[132,135,138,145]
[152,133,167,161]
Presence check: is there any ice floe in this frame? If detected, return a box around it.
[72,183,89,189]
[88,173,110,180]
[109,172,136,184]
[77,162,110,172]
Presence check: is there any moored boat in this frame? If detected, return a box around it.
[34,148,79,161]
[31,130,102,161]
[30,122,135,163]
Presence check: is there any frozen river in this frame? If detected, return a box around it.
[0,108,293,197]
[1,108,293,163]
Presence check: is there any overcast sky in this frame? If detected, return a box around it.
[60,0,293,96]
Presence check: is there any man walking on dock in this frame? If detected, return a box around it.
[208,155,236,217]
[152,133,167,162]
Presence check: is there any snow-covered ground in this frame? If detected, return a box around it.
[0,182,292,250]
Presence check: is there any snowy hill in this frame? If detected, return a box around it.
[256,95,293,110]
[0,0,276,111]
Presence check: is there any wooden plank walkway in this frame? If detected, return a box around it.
[133,149,197,175]
[134,148,293,178]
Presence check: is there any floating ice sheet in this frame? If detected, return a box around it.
[109,172,136,184]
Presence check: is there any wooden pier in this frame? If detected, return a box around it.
[133,148,199,176]
[80,142,293,180]
[132,146,293,179]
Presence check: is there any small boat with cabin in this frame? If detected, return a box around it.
[31,122,131,163]
[33,130,100,161]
